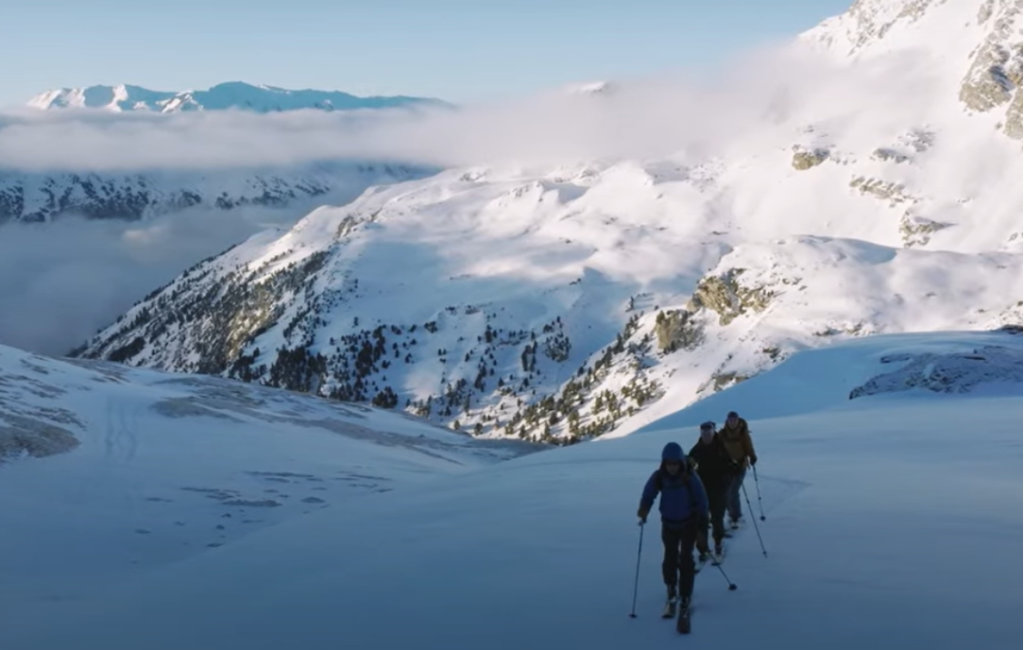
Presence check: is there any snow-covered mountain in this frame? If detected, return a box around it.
[801,0,1022,138]
[73,0,1023,443]
[27,81,448,114]
[0,163,432,224]
[3,330,1020,648]
[564,80,616,96]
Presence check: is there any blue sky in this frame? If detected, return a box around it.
[0,0,852,107]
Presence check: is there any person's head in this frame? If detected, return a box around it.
[661,442,684,475]
[699,421,715,443]
[725,411,740,428]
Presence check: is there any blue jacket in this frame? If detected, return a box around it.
[639,464,709,528]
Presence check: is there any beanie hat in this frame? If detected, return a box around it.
[661,442,684,461]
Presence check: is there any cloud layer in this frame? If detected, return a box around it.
[0,46,942,173]
[0,206,306,355]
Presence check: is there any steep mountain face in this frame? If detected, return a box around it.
[0,163,431,224]
[802,0,1022,138]
[27,82,448,114]
[75,0,1023,443]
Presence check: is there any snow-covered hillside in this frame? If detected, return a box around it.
[27,81,448,114]
[0,342,538,609]
[3,330,1020,649]
[74,1,1023,443]
[0,162,430,224]
[801,0,1022,138]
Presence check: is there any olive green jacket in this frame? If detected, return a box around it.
[720,418,757,467]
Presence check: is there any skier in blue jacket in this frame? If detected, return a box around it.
[637,441,710,611]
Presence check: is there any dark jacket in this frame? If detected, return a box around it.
[689,435,733,494]
[639,461,709,528]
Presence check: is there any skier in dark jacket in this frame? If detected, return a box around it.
[689,421,732,559]
[637,442,709,611]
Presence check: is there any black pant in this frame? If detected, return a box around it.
[661,521,697,600]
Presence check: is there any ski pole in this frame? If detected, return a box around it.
[741,483,768,557]
[752,465,766,521]
[712,560,738,591]
[628,522,645,618]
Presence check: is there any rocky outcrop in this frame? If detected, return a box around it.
[900,214,951,247]
[1004,86,1023,139]
[791,147,830,170]
[849,342,1022,398]
[850,176,916,206]
[654,309,703,353]
[872,147,911,163]
[688,270,775,326]
[959,0,1022,140]
[705,370,750,394]
[0,413,79,461]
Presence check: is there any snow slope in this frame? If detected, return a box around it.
[27,81,447,113]
[0,343,538,610]
[2,330,1019,649]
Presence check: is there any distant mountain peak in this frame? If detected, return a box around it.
[563,81,616,96]
[27,81,449,113]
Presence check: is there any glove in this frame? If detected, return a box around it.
[696,538,710,555]
[637,506,649,524]
[750,455,758,467]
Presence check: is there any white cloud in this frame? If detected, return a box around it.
[0,47,944,172]
[0,207,304,355]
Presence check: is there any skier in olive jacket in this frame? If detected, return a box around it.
[637,442,709,608]
[720,411,758,527]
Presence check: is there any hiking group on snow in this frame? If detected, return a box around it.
[633,411,761,633]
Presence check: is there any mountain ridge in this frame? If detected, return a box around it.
[27,81,449,114]
[0,163,433,224]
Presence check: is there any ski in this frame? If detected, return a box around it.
[676,598,691,634]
